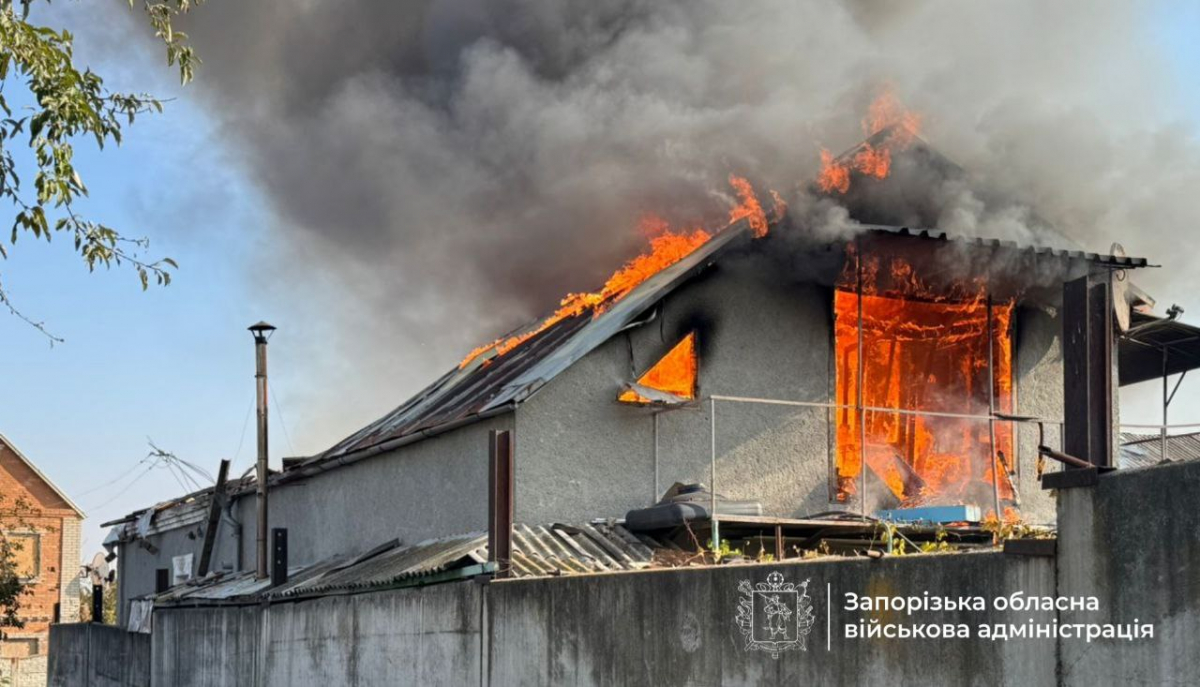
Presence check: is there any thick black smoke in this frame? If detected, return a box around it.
[123,0,1200,444]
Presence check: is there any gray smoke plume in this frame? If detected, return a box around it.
[148,0,1200,446]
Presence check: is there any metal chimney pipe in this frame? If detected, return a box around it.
[248,321,276,579]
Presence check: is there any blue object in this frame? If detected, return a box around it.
[875,505,982,524]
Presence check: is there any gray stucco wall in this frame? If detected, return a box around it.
[233,413,509,568]
[117,414,509,620]
[1014,304,1065,524]
[517,252,1068,525]
[516,253,835,523]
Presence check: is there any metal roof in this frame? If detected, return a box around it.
[152,522,658,607]
[1118,311,1200,386]
[1119,432,1200,469]
[862,226,1150,269]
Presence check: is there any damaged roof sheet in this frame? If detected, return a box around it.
[1120,432,1200,469]
[153,522,657,607]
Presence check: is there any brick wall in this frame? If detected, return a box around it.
[58,518,81,624]
[0,439,83,661]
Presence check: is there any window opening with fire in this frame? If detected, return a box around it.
[618,332,698,404]
[833,247,1016,511]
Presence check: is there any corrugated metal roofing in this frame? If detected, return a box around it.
[1119,432,1200,469]
[862,225,1150,269]
[152,522,658,607]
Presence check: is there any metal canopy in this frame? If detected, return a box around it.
[1118,311,1200,386]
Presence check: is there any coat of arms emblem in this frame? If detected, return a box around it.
[734,571,816,658]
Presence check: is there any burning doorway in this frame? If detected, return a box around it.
[833,245,1016,513]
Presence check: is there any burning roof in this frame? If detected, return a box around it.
[316,219,760,464]
[308,221,1148,472]
[308,92,1154,471]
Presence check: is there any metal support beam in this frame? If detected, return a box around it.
[1062,274,1114,467]
[856,239,867,519]
[710,398,719,549]
[987,297,1003,523]
[91,584,104,624]
[271,528,288,587]
[197,459,230,578]
[652,412,660,504]
[488,430,514,579]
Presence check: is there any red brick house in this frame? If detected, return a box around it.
[0,433,82,674]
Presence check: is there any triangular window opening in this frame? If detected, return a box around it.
[618,332,698,404]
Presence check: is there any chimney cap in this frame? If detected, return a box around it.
[248,321,277,342]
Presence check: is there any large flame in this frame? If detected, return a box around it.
[459,177,771,369]
[818,88,922,194]
[728,174,769,238]
[618,332,698,403]
[833,249,1015,511]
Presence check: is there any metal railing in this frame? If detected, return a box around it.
[698,392,1063,547]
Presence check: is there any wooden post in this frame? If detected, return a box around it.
[488,430,514,579]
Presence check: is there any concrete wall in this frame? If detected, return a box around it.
[151,583,481,686]
[146,551,1054,687]
[1056,460,1200,685]
[488,553,1055,686]
[48,623,150,687]
[97,419,1200,687]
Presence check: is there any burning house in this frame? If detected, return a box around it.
[102,107,1200,630]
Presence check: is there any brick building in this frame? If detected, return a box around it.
[0,433,82,684]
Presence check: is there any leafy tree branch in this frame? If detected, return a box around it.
[0,0,200,338]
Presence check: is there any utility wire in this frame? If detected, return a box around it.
[232,393,254,468]
[87,460,159,511]
[74,454,154,498]
[270,385,298,457]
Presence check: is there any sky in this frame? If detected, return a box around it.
[2,3,1200,563]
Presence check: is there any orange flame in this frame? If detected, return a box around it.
[769,189,788,221]
[818,88,922,194]
[618,332,698,403]
[728,174,769,238]
[459,177,773,369]
[817,149,851,194]
[833,249,1015,508]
